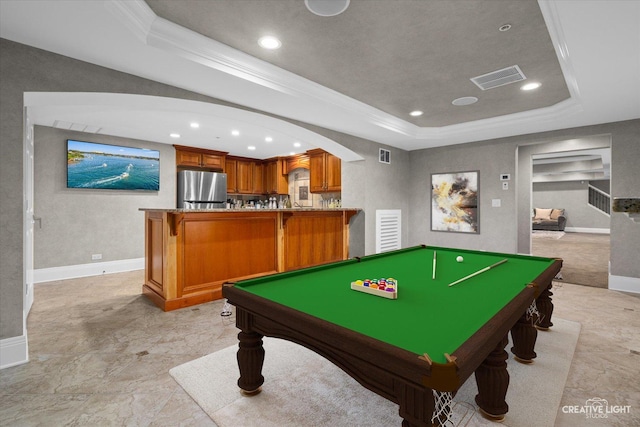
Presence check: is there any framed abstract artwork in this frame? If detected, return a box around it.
[431,171,479,233]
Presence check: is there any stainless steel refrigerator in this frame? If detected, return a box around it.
[177,170,227,209]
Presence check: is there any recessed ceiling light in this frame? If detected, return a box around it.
[499,23,512,32]
[265,136,273,142]
[521,82,542,91]
[170,133,180,138]
[258,36,281,50]
[409,110,423,117]
[248,146,256,150]
[293,142,301,148]
[190,122,199,128]
[305,0,350,17]
[452,96,479,106]
[231,130,240,136]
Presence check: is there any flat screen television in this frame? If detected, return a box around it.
[67,139,160,191]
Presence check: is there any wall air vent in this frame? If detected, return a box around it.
[376,210,401,253]
[379,148,390,164]
[471,65,526,90]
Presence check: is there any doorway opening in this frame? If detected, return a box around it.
[517,135,611,288]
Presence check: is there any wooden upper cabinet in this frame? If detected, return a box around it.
[309,153,326,193]
[264,158,289,195]
[226,157,265,195]
[236,160,254,194]
[175,145,226,171]
[252,162,265,194]
[287,154,310,172]
[201,153,225,170]
[176,150,202,167]
[325,153,341,191]
[225,158,238,194]
[308,149,341,193]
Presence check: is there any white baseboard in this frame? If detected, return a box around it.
[0,334,28,370]
[609,274,640,294]
[34,258,144,283]
[564,227,610,234]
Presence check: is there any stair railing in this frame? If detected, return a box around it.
[588,184,611,215]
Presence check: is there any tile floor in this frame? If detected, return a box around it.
[0,271,638,426]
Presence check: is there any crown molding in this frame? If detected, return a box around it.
[538,0,581,100]
[413,97,584,146]
[107,0,583,147]
[105,0,155,44]
[110,0,418,137]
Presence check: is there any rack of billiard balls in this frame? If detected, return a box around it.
[350,278,397,299]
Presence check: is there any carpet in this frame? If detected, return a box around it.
[531,230,565,240]
[532,232,610,288]
[170,318,580,427]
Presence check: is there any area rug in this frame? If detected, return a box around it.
[170,318,580,427]
[532,230,565,240]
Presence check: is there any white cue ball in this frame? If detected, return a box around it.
[456,256,464,263]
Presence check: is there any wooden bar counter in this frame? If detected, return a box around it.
[140,208,360,311]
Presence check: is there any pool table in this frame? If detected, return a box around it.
[222,245,562,426]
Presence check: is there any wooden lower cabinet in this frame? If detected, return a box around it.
[282,211,346,271]
[142,209,359,311]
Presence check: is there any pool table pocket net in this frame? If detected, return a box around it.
[432,390,454,424]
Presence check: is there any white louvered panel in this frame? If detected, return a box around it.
[470,65,526,90]
[376,210,401,254]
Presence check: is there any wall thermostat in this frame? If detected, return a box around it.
[500,173,510,181]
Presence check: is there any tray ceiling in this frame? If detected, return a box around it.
[146,0,570,127]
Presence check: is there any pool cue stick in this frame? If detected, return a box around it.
[447,259,508,287]
[432,251,437,280]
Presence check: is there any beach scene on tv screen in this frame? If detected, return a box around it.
[67,140,160,190]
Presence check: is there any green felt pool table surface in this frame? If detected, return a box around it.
[233,245,556,364]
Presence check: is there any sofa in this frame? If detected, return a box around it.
[532,208,566,231]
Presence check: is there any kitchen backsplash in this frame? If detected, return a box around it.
[289,168,340,208]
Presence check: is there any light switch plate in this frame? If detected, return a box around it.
[502,182,509,190]
[492,199,501,207]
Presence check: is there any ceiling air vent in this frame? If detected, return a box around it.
[471,65,526,90]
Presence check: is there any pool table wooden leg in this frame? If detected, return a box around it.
[395,382,436,427]
[236,329,265,396]
[535,284,554,330]
[510,311,538,363]
[474,334,509,421]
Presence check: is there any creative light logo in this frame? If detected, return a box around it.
[562,397,632,419]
